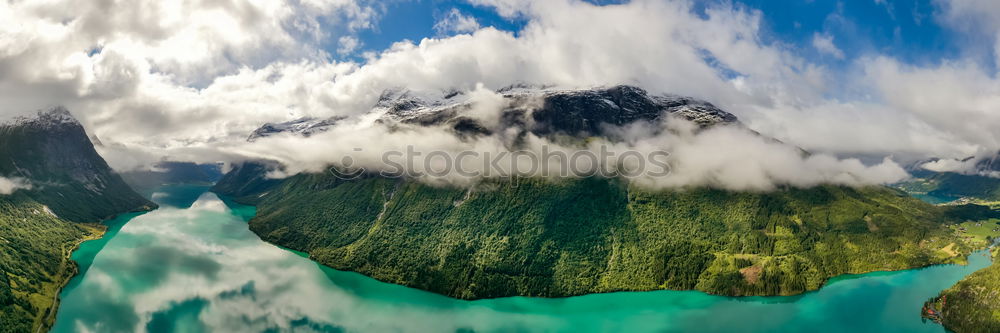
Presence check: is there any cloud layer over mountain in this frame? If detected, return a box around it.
[2,0,1000,183]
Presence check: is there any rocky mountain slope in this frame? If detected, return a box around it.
[0,107,156,221]
[375,84,737,137]
[213,85,971,299]
[216,85,741,201]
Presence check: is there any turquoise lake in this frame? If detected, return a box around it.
[51,185,993,332]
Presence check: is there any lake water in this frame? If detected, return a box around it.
[52,185,992,332]
[910,193,961,205]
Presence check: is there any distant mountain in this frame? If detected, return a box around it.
[120,161,224,193]
[216,85,740,201]
[896,154,1000,203]
[213,86,973,299]
[247,117,344,142]
[375,84,737,137]
[0,107,155,332]
[0,107,156,221]
[211,160,285,203]
[250,85,738,142]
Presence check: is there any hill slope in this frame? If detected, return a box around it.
[0,193,102,333]
[215,86,971,299]
[927,248,1000,333]
[903,169,1000,333]
[239,174,962,299]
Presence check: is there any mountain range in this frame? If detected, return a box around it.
[0,88,996,332]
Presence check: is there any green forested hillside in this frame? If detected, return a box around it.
[0,194,103,333]
[211,161,284,203]
[925,246,1000,333]
[237,173,967,299]
[898,171,1000,332]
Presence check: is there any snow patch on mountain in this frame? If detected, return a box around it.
[247,117,345,142]
[3,106,81,129]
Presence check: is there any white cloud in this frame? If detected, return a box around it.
[337,36,361,55]
[434,8,482,35]
[0,0,377,116]
[232,90,909,191]
[812,33,845,59]
[0,177,31,195]
[934,0,1000,68]
[467,0,536,18]
[3,0,1000,186]
[865,57,1000,154]
[61,193,613,332]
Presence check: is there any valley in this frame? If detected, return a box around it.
[6,1,1000,332]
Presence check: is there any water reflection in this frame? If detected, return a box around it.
[52,186,990,333]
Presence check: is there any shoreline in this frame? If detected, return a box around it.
[36,207,155,333]
[217,189,975,301]
[34,223,106,333]
[275,243,978,301]
[50,186,987,332]
[237,208,974,301]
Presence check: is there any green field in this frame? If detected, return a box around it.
[950,220,1000,247]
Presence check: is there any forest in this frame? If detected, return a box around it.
[0,194,102,332]
[236,174,980,299]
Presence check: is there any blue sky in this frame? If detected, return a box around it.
[335,0,980,71]
[326,0,527,58]
[734,0,964,66]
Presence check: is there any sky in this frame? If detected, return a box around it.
[2,0,1000,187]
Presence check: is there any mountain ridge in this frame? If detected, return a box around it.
[217,85,742,202]
[0,106,156,222]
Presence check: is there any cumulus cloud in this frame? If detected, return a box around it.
[467,0,535,18]
[0,177,31,195]
[934,0,1000,68]
[811,33,845,59]
[434,8,482,35]
[0,0,377,165]
[337,36,362,55]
